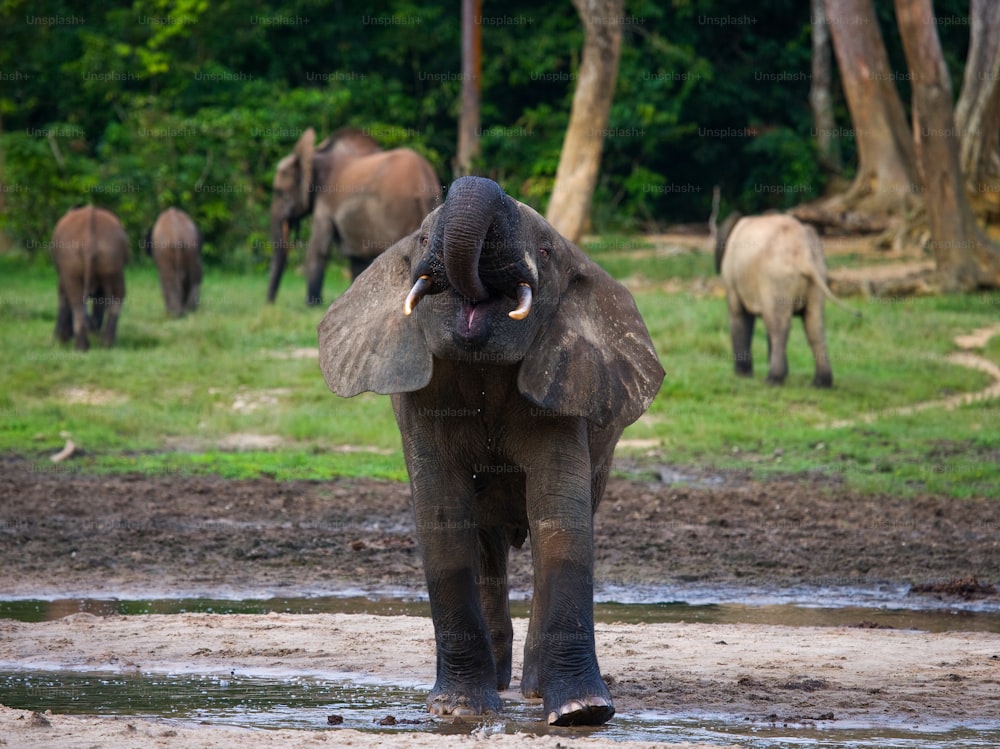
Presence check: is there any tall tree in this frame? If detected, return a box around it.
[545,0,623,243]
[809,0,841,173]
[895,0,1000,290]
[823,0,917,211]
[455,0,482,178]
[954,0,1000,203]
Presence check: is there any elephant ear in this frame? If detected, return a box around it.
[295,128,316,210]
[318,235,432,397]
[518,247,664,429]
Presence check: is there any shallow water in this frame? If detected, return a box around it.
[3,589,1000,633]
[3,589,999,746]
[1,670,997,748]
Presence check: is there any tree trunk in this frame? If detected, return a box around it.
[954,0,1000,218]
[895,0,1000,290]
[454,0,481,178]
[793,0,918,234]
[809,0,841,173]
[545,0,623,244]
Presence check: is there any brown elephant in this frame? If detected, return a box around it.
[267,127,441,306]
[318,177,664,726]
[715,212,857,387]
[146,207,203,317]
[51,205,128,351]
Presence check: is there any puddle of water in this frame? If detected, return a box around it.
[1,670,997,748]
[2,594,999,633]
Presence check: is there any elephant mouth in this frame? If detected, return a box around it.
[453,295,505,347]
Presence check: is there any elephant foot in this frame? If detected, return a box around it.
[427,684,501,718]
[812,373,833,388]
[542,672,614,726]
[765,374,786,386]
[547,695,615,727]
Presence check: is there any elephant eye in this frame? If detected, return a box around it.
[420,234,429,247]
[538,245,550,258]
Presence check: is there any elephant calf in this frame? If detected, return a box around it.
[51,205,128,351]
[716,213,852,387]
[147,207,203,317]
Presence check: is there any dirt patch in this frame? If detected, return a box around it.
[1,460,999,748]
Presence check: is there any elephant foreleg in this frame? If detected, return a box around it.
[523,433,613,727]
[305,217,334,306]
[477,525,513,691]
[403,445,500,717]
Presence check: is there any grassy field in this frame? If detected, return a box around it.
[2,241,998,498]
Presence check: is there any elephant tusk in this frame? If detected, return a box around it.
[403,275,433,316]
[508,283,532,320]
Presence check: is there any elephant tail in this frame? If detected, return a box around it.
[813,271,862,319]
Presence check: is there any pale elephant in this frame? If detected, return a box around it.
[267,127,441,306]
[147,207,202,317]
[715,212,856,387]
[318,177,664,726]
[51,205,129,351]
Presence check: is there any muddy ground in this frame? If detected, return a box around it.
[2,460,1000,747]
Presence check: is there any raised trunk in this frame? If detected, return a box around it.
[439,177,524,301]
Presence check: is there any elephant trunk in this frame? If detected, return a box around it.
[266,211,289,303]
[439,176,526,303]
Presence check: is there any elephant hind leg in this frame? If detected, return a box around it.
[55,286,74,344]
[803,299,832,388]
[763,311,791,386]
[99,276,125,347]
[728,303,755,378]
[477,526,513,691]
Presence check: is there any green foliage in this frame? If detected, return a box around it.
[0,0,975,263]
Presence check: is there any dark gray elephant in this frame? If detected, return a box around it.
[318,177,664,726]
[51,205,128,351]
[267,127,441,306]
[716,212,856,387]
[147,207,202,317]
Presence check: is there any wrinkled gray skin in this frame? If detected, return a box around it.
[716,212,854,387]
[318,177,664,726]
[147,207,202,318]
[267,127,441,306]
[51,205,128,351]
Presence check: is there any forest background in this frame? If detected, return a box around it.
[0,0,980,268]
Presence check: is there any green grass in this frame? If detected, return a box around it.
[2,248,999,498]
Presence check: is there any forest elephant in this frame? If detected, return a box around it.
[267,127,441,306]
[147,207,203,317]
[715,212,856,387]
[318,177,665,726]
[51,205,128,351]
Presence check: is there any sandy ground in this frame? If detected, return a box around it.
[2,462,1000,747]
